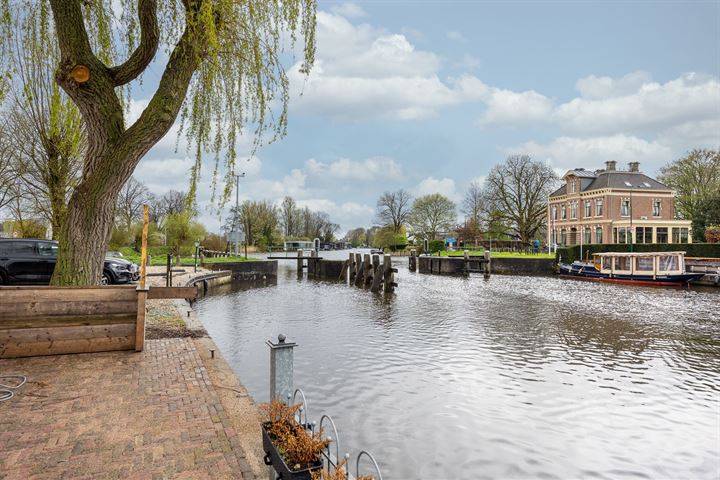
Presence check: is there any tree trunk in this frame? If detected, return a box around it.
[50,170,122,285]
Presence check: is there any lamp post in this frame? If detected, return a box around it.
[233,172,246,256]
[194,240,200,273]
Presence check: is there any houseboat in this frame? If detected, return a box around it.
[558,251,704,286]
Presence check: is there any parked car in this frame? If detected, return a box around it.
[0,239,139,285]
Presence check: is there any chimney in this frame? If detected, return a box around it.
[605,160,616,171]
[628,162,640,172]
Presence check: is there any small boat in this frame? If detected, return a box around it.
[558,251,704,286]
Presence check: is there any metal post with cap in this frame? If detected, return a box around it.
[267,334,296,404]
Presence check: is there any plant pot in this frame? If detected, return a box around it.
[262,422,323,480]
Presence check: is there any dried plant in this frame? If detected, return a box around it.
[260,399,329,471]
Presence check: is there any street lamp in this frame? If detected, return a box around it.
[233,172,245,256]
[194,239,200,273]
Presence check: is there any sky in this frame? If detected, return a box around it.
[132,0,720,236]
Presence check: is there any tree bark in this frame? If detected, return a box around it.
[49,0,205,285]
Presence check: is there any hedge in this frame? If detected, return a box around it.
[555,243,720,263]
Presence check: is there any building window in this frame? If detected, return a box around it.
[561,204,566,220]
[584,200,591,217]
[653,200,661,217]
[561,229,567,245]
[656,227,668,243]
[551,206,557,220]
[570,202,577,219]
[636,227,653,244]
[570,181,575,193]
[583,228,591,244]
[615,227,630,244]
[596,198,603,216]
[621,199,630,216]
[672,227,689,244]
[595,227,603,244]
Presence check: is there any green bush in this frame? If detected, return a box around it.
[428,239,445,253]
[556,243,720,263]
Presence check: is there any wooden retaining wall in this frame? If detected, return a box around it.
[0,285,197,359]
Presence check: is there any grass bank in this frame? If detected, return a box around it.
[113,247,259,266]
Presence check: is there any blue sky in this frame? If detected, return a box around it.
[133,0,720,235]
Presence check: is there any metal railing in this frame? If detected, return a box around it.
[267,335,383,480]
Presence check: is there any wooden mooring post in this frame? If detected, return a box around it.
[409,249,417,272]
[483,250,491,278]
[296,249,304,278]
[354,253,364,286]
[383,254,397,292]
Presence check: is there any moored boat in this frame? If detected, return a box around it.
[558,251,704,286]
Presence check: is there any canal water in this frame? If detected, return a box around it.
[194,251,720,480]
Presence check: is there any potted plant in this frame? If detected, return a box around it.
[261,400,328,480]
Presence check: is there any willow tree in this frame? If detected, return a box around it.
[0,0,316,284]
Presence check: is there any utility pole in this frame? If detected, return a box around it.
[234,172,245,256]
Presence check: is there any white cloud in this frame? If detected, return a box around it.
[555,72,720,136]
[305,156,402,181]
[289,12,488,120]
[446,31,464,41]
[412,177,459,202]
[575,70,653,99]
[296,198,374,231]
[508,135,674,173]
[479,88,554,127]
[329,2,366,18]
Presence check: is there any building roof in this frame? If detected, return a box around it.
[563,168,597,179]
[585,171,670,191]
[550,168,671,198]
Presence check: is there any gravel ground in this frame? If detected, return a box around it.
[145,265,209,339]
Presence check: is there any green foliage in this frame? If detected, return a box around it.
[165,212,207,256]
[428,239,445,253]
[705,226,720,243]
[692,193,720,241]
[556,243,720,263]
[202,233,228,251]
[410,193,457,240]
[372,226,407,250]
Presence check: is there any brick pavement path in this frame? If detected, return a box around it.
[0,339,255,479]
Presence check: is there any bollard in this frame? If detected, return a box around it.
[297,249,303,278]
[409,249,417,272]
[267,334,296,403]
[484,250,491,279]
[348,252,355,281]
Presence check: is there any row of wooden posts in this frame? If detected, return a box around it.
[344,252,398,293]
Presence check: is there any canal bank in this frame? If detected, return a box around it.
[193,258,720,480]
[0,267,266,480]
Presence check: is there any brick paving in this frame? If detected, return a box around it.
[0,338,255,479]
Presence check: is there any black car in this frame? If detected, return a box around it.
[0,239,139,285]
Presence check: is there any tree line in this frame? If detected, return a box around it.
[223,196,339,250]
[351,154,559,250]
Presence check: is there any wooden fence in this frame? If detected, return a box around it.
[0,285,196,359]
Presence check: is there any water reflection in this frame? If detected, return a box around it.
[195,254,720,480]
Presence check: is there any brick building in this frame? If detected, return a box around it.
[547,161,692,247]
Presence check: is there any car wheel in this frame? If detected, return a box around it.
[101,272,111,285]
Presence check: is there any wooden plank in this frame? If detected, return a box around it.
[0,300,138,319]
[0,323,136,343]
[0,335,135,359]
[0,313,137,330]
[147,286,198,300]
[0,286,137,304]
[135,289,147,351]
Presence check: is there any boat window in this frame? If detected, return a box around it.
[659,255,679,271]
[602,256,612,270]
[636,257,654,271]
[615,256,630,271]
